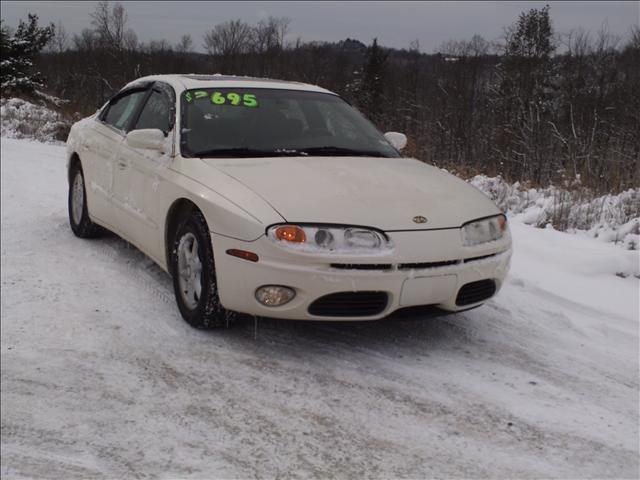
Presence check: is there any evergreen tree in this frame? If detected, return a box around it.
[495,4,556,183]
[1,14,54,96]
[503,4,555,101]
[353,38,388,123]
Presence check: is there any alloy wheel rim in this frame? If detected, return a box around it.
[72,173,84,225]
[177,232,203,310]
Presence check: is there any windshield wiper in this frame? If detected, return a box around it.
[191,148,281,158]
[299,146,388,157]
[191,146,389,158]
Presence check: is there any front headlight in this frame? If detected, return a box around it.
[267,224,392,254]
[461,214,508,246]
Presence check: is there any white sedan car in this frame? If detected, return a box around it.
[66,74,511,328]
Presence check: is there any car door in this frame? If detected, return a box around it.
[86,87,149,228]
[113,82,175,258]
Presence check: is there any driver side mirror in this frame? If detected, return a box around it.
[384,132,407,151]
[126,129,166,152]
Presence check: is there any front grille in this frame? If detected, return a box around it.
[455,279,496,306]
[308,291,388,317]
[398,260,459,270]
[329,252,503,273]
[330,263,393,271]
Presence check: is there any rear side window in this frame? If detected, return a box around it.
[103,90,147,131]
[134,89,172,134]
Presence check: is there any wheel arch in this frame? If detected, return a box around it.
[164,198,208,275]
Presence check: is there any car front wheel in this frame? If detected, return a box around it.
[171,210,231,329]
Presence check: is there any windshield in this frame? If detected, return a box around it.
[180,88,400,158]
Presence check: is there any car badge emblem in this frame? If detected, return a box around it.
[413,216,428,224]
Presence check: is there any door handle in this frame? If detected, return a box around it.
[117,159,128,170]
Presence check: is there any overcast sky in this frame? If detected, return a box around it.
[2,1,638,52]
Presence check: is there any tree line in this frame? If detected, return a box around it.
[1,2,638,194]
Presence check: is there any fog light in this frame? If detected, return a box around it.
[255,285,296,307]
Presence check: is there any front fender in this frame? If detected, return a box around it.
[166,157,285,241]
[158,175,282,251]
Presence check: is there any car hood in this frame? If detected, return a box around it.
[202,156,500,231]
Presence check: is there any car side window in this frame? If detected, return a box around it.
[133,89,172,135]
[103,90,147,131]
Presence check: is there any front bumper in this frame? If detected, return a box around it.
[212,228,511,321]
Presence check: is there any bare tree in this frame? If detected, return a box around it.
[145,39,171,53]
[594,20,620,54]
[629,25,640,50]
[90,0,135,51]
[437,35,488,57]
[562,28,591,57]
[72,28,97,51]
[123,29,137,51]
[176,34,193,53]
[203,19,252,57]
[252,17,277,54]
[249,16,290,76]
[275,16,291,49]
[252,16,291,52]
[50,20,68,53]
[468,34,489,56]
[437,39,462,56]
[203,19,254,72]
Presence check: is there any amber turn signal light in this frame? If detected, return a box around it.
[498,215,507,231]
[274,225,306,243]
[226,249,259,262]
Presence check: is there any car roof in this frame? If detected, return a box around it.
[122,74,336,95]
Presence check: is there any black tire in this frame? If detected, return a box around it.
[68,163,104,238]
[171,209,232,329]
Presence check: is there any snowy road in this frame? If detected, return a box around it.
[1,138,638,479]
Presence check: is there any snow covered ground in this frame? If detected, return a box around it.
[1,137,638,479]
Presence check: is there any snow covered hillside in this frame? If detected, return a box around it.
[1,137,638,478]
[470,174,640,250]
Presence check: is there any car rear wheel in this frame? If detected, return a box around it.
[171,210,231,329]
[68,164,104,238]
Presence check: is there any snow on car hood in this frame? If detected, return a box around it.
[202,156,501,231]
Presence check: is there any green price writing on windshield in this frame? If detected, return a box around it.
[185,91,209,103]
[211,92,258,107]
[185,91,258,107]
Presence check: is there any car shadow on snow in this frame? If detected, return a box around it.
[206,309,482,362]
[93,232,484,356]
